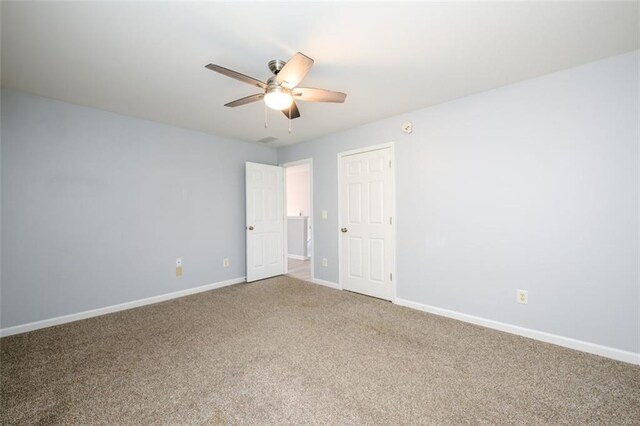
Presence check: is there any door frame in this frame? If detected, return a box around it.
[280,158,314,281]
[337,142,397,301]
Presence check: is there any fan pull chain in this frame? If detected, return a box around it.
[288,104,292,133]
[264,102,268,129]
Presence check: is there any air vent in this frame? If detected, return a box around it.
[257,136,278,144]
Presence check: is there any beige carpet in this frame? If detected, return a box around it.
[1,276,639,425]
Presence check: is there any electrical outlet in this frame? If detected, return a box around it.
[517,289,528,304]
[176,258,182,267]
[176,258,183,277]
[322,210,328,219]
[223,258,230,267]
[322,258,328,267]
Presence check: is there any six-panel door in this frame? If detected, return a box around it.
[340,148,393,300]
[246,162,284,282]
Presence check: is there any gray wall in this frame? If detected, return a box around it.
[287,217,309,258]
[278,51,639,353]
[1,89,277,328]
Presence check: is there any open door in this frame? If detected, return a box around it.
[246,162,285,282]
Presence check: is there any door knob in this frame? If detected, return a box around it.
[341,227,348,233]
[248,226,254,230]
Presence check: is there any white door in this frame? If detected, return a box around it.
[246,162,285,282]
[340,147,394,300]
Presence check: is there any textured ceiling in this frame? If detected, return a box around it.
[2,1,638,146]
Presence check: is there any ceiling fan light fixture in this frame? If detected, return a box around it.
[206,52,346,121]
[264,86,293,110]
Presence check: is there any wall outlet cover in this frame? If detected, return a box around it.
[176,258,182,267]
[223,258,230,267]
[517,289,528,304]
[322,258,328,267]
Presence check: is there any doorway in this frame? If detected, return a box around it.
[338,144,396,301]
[283,159,313,282]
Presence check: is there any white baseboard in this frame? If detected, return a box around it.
[287,254,310,260]
[5,278,635,365]
[394,298,640,365]
[0,277,246,338]
[312,278,341,290]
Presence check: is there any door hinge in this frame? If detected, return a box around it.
[389,217,392,225]
[389,160,392,168]
[390,273,393,281]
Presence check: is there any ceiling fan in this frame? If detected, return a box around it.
[205,52,347,121]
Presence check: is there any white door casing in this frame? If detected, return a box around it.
[339,146,395,300]
[246,162,285,282]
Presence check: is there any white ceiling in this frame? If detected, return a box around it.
[2,2,638,146]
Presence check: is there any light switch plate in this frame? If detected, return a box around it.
[322,210,327,219]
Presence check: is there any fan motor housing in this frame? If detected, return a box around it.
[265,84,291,96]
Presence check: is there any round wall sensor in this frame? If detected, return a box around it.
[402,121,413,134]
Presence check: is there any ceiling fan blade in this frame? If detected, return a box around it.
[293,87,347,103]
[282,101,301,119]
[276,52,314,89]
[205,64,267,89]
[224,93,264,107]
